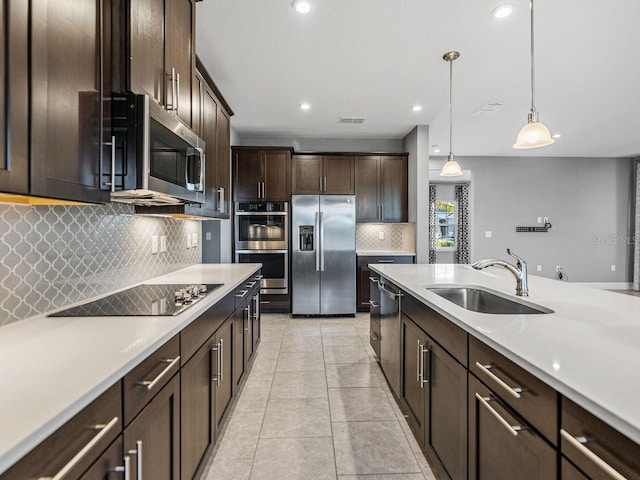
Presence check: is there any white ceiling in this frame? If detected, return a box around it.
[196,0,640,157]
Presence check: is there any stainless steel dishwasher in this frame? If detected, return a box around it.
[378,277,402,397]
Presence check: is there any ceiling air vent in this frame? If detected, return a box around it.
[338,117,366,124]
[471,102,504,117]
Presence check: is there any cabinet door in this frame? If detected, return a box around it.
[180,338,214,480]
[233,306,246,390]
[30,0,109,203]
[213,319,233,433]
[192,72,204,137]
[355,156,380,221]
[216,106,231,217]
[357,265,371,311]
[129,0,165,104]
[263,150,291,200]
[561,458,588,480]
[166,0,194,127]
[202,86,219,216]
[124,374,180,480]
[0,0,28,193]
[468,375,556,480]
[251,292,261,353]
[292,155,322,194]
[233,150,261,201]
[401,315,427,442]
[380,155,408,222]
[243,303,252,364]
[79,437,124,480]
[425,341,467,480]
[323,156,354,194]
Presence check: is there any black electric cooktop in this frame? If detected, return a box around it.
[49,283,223,317]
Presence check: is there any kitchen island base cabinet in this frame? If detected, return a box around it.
[78,437,124,480]
[400,314,467,480]
[468,375,557,480]
[124,373,180,480]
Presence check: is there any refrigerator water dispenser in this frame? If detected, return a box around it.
[299,225,314,251]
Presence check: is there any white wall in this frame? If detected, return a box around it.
[403,126,430,263]
[431,155,635,282]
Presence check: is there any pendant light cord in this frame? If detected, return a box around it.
[449,57,453,156]
[530,0,536,113]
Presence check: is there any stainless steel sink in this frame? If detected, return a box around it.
[426,286,553,314]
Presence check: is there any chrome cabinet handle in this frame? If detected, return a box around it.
[113,455,131,480]
[257,182,261,199]
[475,362,522,399]
[245,281,257,288]
[220,339,224,381]
[475,393,523,437]
[416,339,421,384]
[253,274,264,281]
[175,72,180,114]
[217,187,225,212]
[211,342,221,385]
[323,176,327,191]
[421,344,430,387]
[165,67,176,111]
[126,440,143,480]
[40,416,120,480]
[136,356,180,391]
[368,300,379,308]
[235,290,248,298]
[378,282,402,299]
[560,429,627,480]
[368,276,379,284]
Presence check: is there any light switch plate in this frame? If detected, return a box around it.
[205,232,212,241]
[151,236,159,254]
[159,235,167,253]
[192,233,198,247]
[536,265,542,272]
[485,231,492,238]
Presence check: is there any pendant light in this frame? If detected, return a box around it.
[513,0,554,149]
[440,51,463,177]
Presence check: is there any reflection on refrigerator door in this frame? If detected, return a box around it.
[291,195,356,316]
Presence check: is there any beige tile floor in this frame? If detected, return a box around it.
[202,313,436,480]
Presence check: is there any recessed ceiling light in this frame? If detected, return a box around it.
[299,102,311,110]
[552,133,561,139]
[492,3,514,19]
[292,0,311,14]
[411,105,423,112]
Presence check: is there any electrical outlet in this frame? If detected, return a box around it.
[192,233,198,247]
[378,231,385,240]
[205,232,212,241]
[611,264,616,272]
[536,265,542,272]
[543,217,549,223]
[555,266,562,272]
[151,236,159,254]
[485,231,492,238]
[186,236,191,249]
[537,216,542,224]
[159,235,167,253]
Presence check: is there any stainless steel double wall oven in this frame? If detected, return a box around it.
[234,202,288,294]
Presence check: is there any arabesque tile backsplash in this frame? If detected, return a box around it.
[0,203,201,326]
[356,223,416,252]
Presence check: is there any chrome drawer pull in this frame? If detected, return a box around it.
[368,276,379,283]
[245,281,257,288]
[137,356,180,391]
[475,362,522,399]
[369,331,379,341]
[235,289,248,298]
[254,274,264,281]
[368,300,379,308]
[113,455,131,480]
[421,345,430,387]
[475,394,523,437]
[560,429,627,480]
[40,416,119,480]
[211,343,221,385]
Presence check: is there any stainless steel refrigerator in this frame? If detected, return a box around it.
[291,195,356,315]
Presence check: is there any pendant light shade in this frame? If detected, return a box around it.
[513,0,554,149]
[440,51,463,177]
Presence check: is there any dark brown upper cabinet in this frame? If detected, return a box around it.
[0,0,111,203]
[355,155,407,222]
[291,155,355,195]
[232,147,292,201]
[129,0,194,128]
[187,63,233,218]
[0,0,29,195]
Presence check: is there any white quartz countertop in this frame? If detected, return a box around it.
[356,250,416,256]
[369,264,640,445]
[0,263,261,475]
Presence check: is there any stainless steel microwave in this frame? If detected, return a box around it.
[109,93,205,206]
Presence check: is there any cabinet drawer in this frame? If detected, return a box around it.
[0,383,122,480]
[369,316,381,358]
[470,336,558,445]
[357,255,414,267]
[401,293,467,366]
[123,335,180,426]
[234,283,252,308]
[181,291,234,364]
[561,397,640,480]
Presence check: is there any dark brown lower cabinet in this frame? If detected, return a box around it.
[233,304,247,390]
[561,458,588,480]
[79,437,124,480]
[251,292,261,353]
[468,375,556,480]
[400,314,466,480]
[213,319,234,433]
[124,373,180,480]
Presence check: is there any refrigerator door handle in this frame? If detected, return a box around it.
[315,211,320,272]
[319,211,325,272]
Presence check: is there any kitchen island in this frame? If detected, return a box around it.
[370,263,640,479]
[0,263,261,478]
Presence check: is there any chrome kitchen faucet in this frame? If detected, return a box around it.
[471,249,529,297]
